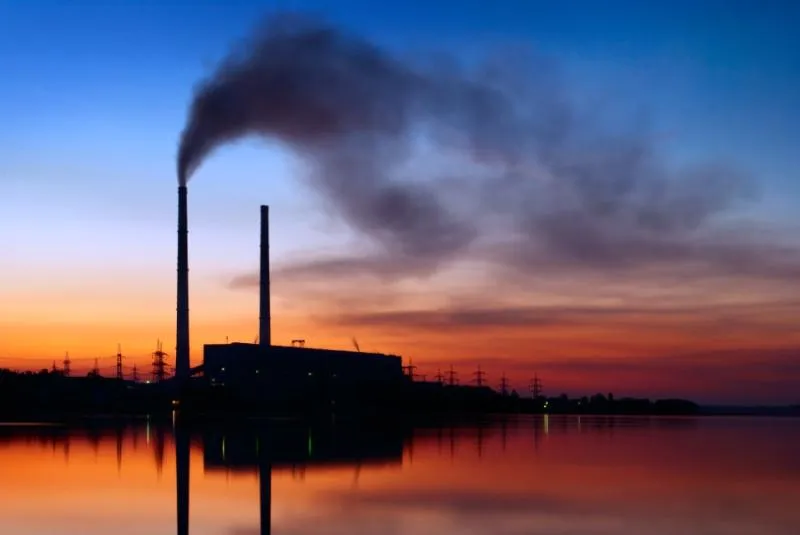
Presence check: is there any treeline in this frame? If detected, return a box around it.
[401,382,700,415]
[0,369,700,417]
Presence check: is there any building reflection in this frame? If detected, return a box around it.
[0,415,695,535]
[175,418,408,535]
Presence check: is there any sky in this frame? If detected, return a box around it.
[1,0,799,404]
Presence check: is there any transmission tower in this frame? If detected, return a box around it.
[434,368,445,385]
[499,373,510,396]
[473,365,487,387]
[530,374,543,398]
[91,358,100,377]
[51,360,58,374]
[151,339,169,383]
[115,344,124,380]
[402,358,418,380]
[63,352,71,377]
[132,364,139,383]
[446,364,458,386]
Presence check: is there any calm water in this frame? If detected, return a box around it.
[0,415,798,535]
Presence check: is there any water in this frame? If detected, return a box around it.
[0,415,798,535]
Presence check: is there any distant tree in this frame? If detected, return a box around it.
[608,392,614,402]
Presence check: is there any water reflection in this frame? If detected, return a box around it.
[186,418,407,535]
[0,416,799,535]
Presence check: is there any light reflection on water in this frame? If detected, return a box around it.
[0,415,798,535]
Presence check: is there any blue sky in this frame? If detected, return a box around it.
[1,1,800,401]
[2,0,798,282]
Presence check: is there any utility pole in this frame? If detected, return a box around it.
[63,352,71,377]
[473,365,487,387]
[499,373,509,396]
[115,344,124,381]
[446,364,458,386]
[530,374,543,399]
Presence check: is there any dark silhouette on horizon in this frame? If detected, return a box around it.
[0,366,715,419]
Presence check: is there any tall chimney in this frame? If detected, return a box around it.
[176,185,190,383]
[259,205,271,348]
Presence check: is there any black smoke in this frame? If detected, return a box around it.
[179,13,761,278]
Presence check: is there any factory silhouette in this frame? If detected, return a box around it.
[0,196,702,417]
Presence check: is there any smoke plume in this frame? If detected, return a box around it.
[179,13,759,277]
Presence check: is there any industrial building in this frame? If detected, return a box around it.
[198,205,406,407]
[204,343,404,403]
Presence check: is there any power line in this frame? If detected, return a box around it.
[151,340,170,383]
[530,374,543,399]
[402,358,418,380]
[434,369,445,385]
[115,344,124,381]
[499,373,509,396]
[473,365,487,387]
[446,364,458,386]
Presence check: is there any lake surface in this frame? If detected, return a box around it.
[0,415,798,535]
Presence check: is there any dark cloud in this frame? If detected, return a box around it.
[227,225,800,307]
[177,12,796,285]
[443,347,800,376]
[228,254,417,289]
[323,300,800,333]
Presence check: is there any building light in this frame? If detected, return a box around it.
[221,367,226,372]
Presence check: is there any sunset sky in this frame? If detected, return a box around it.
[1,0,799,404]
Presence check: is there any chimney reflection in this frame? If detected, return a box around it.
[258,431,272,535]
[172,420,588,535]
[190,422,407,535]
[176,417,190,535]
[174,421,271,535]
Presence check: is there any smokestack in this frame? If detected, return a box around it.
[176,185,190,383]
[259,205,271,348]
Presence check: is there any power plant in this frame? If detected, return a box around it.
[169,199,405,408]
[5,195,695,417]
